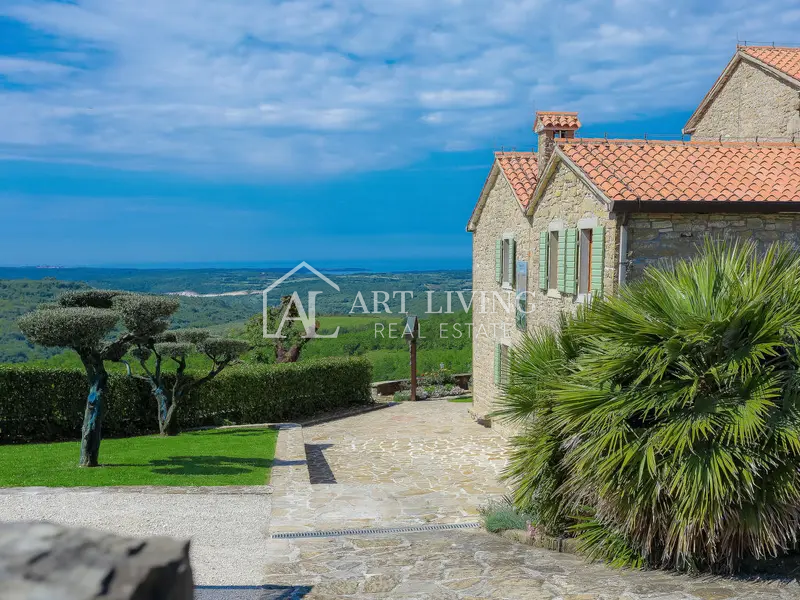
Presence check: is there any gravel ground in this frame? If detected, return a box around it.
[0,489,271,586]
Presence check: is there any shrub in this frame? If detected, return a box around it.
[392,389,429,402]
[0,357,372,443]
[498,241,800,573]
[421,384,467,398]
[419,365,456,386]
[480,497,531,533]
[495,314,585,538]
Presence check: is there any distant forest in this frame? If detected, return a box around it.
[0,268,473,379]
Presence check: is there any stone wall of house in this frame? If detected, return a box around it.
[626,212,800,279]
[529,161,619,329]
[471,161,618,437]
[691,59,800,140]
[471,172,532,436]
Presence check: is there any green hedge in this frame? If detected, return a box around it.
[0,357,372,443]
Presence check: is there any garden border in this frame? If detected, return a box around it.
[498,529,579,554]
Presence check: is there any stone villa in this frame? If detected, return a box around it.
[468,45,800,435]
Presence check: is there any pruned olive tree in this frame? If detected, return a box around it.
[244,295,319,364]
[129,329,249,436]
[18,291,179,467]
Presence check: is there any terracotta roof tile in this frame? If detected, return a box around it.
[558,140,800,203]
[535,111,581,131]
[495,151,538,209]
[739,46,800,81]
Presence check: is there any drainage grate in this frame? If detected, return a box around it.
[271,522,481,539]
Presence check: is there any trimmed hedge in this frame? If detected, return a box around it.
[0,357,372,443]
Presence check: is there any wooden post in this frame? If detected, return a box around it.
[410,338,417,401]
[404,314,419,401]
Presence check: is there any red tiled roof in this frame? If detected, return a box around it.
[558,140,800,202]
[496,152,538,208]
[739,46,800,82]
[535,111,581,131]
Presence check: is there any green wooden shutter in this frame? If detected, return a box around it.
[508,238,516,288]
[495,239,502,284]
[564,228,578,295]
[539,232,548,290]
[494,343,501,385]
[557,231,566,293]
[591,226,606,296]
[516,260,528,331]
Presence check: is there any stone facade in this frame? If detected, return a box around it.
[471,171,532,437]
[691,59,800,141]
[529,162,619,325]
[626,212,800,279]
[471,162,616,436]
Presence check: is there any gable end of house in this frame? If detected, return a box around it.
[684,48,800,139]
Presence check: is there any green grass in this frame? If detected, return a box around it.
[448,396,473,403]
[0,427,278,487]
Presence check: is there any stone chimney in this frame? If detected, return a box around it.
[534,111,581,179]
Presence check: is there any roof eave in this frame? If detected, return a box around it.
[526,152,559,215]
[611,199,800,214]
[466,162,501,232]
[739,52,800,88]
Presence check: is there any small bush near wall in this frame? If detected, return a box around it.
[0,357,372,443]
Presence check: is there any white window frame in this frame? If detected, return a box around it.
[577,217,598,303]
[547,220,564,294]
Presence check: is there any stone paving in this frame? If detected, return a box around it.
[269,401,510,534]
[261,400,800,599]
[262,530,798,600]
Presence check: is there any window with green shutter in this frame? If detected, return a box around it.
[495,239,502,284]
[556,231,567,293]
[539,231,548,290]
[507,238,516,288]
[516,260,528,331]
[564,228,578,295]
[591,226,605,296]
[494,343,501,385]
[500,344,509,386]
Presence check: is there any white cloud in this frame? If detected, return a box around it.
[418,89,508,109]
[0,0,796,176]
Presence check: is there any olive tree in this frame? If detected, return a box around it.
[18,291,179,467]
[129,329,249,435]
[244,295,319,364]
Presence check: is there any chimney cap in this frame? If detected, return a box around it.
[534,111,581,133]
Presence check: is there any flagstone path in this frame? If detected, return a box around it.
[258,400,800,599]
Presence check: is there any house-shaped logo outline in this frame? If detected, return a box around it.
[262,261,340,339]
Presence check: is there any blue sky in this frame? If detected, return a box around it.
[1,1,798,269]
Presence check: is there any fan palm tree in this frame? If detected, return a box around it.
[494,313,585,535]
[499,240,800,573]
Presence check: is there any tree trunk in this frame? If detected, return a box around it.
[153,387,178,436]
[79,359,108,467]
[160,400,179,436]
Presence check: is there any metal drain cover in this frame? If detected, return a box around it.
[271,522,481,539]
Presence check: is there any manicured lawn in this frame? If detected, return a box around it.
[448,396,473,403]
[0,428,278,487]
